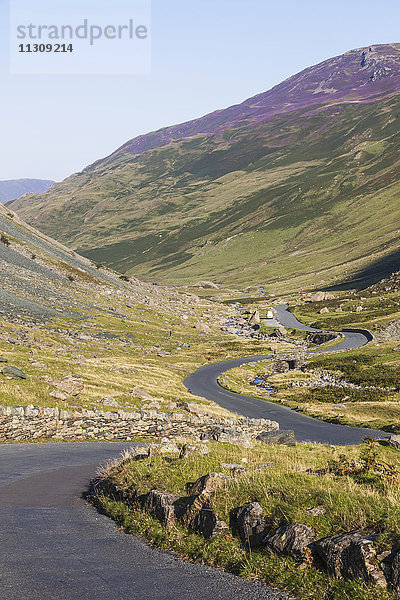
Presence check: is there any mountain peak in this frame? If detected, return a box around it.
[269,42,400,103]
[9,43,400,292]
[97,43,400,163]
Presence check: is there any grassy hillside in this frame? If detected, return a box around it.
[0,203,262,418]
[9,45,400,292]
[96,439,400,600]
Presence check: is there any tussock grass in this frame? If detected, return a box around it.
[96,440,400,600]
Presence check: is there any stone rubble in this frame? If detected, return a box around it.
[290,370,397,392]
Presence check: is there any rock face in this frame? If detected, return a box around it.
[313,530,387,587]
[178,472,231,539]
[2,366,26,379]
[190,508,229,539]
[264,523,316,561]
[179,491,228,539]
[179,492,209,528]
[230,502,267,547]
[256,430,296,447]
[390,551,400,591]
[142,490,179,528]
[389,435,400,450]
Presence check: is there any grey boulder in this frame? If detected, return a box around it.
[230,502,267,547]
[256,430,296,447]
[389,435,400,450]
[2,366,27,379]
[179,492,228,539]
[142,490,179,528]
[264,523,316,561]
[313,530,387,587]
[186,472,229,496]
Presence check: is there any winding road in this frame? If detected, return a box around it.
[0,443,287,600]
[0,305,388,599]
[184,305,387,445]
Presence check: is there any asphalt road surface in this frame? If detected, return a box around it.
[0,443,288,600]
[184,305,388,445]
[0,305,387,599]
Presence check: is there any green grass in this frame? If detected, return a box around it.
[10,95,400,294]
[292,292,400,332]
[94,440,400,600]
[0,275,281,418]
[217,340,400,432]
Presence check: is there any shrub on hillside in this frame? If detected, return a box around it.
[307,355,400,388]
[304,386,389,403]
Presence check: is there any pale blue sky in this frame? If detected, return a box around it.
[1,0,400,181]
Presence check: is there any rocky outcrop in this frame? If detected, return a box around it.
[307,333,336,346]
[380,319,400,341]
[249,310,261,325]
[264,523,316,561]
[273,360,290,373]
[389,551,400,592]
[186,472,230,496]
[389,435,400,450]
[313,530,387,587]
[0,404,279,443]
[230,502,267,547]
[97,461,395,590]
[256,430,296,447]
[189,507,229,539]
[142,490,179,529]
[2,366,26,379]
[179,492,228,539]
[52,377,84,396]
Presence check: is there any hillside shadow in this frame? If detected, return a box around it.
[322,248,400,291]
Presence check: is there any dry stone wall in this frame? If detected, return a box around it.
[0,404,279,443]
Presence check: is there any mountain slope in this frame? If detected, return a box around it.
[9,43,400,292]
[0,202,242,419]
[0,179,55,203]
